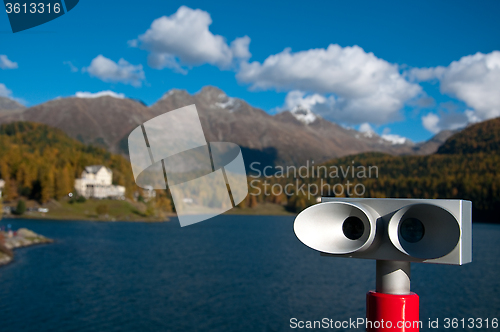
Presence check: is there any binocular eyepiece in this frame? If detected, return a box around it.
[294,198,472,265]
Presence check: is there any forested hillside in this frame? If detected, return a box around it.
[437,117,500,154]
[246,117,500,222]
[0,122,136,203]
[1,119,498,223]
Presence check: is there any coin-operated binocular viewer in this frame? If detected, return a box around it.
[294,198,472,332]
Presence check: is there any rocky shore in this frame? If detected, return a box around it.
[0,228,53,266]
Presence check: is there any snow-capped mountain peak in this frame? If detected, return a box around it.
[357,123,410,145]
[291,106,318,125]
[75,91,125,99]
[358,123,377,138]
[363,130,375,138]
[381,134,408,145]
[215,94,239,111]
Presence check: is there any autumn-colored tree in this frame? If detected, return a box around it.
[55,166,71,199]
[0,122,137,203]
[40,168,55,203]
[155,193,173,218]
[0,162,11,200]
[248,195,258,208]
[0,121,499,221]
[145,201,156,217]
[236,196,247,209]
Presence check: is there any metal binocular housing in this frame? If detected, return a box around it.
[294,198,472,265]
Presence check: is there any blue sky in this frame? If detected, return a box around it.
[1,0,499,142]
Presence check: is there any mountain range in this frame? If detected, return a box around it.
[0,87,456,167]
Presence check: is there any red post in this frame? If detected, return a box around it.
[366,291,419,331]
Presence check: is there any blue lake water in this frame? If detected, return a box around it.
[0,216,499,331]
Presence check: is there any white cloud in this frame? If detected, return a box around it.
[127,39,138,48]
[0,83,13,97]
[407,66,445,82]
[357,123,376,138]
[379,127,408,144]
[134,6,251,71]
[422,113,441,134]
[0,55,18,69]
[75,91,125,99]
[0,83,25,104]
[84,55,145,87]
[465,110,481,124]
[411,51,500,124]
[147,53,187,74]
[440,51,500,121]
[282,90,329,111]
[359,123,375,133]
[407,95,436,109]
[238,45,421,124]
[231,36,251,60]
[64,61,78,73]
[421,111,469,134]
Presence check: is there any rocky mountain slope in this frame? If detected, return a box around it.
[0,96,25,111]
[411,129,457,155]
[149,86,431,166]
[0,96,153,154]
[0,86,457,166]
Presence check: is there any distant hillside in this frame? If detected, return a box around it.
[0,97,25,111]
[437,117,500,154]
[412,129,458,155]
[0,87,455,168]
[0,119,497,222]
[150,86,445,165]
[251,117,500,222]
[0,96,153,154]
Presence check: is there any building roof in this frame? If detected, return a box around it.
[84,165,111,174]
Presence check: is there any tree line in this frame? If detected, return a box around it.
[1,120,499,223]
[0,122,172,215]
[238,117,500,222]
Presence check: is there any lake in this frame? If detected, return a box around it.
[0,216,499,331]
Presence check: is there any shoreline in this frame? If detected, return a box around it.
[2,202,295,223]
[0,228,54,267]
[3,213,172,223]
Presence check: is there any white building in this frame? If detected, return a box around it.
[74,166,125,199]
[143,185,157,201]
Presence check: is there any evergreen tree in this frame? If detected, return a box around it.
[14,199,26,215]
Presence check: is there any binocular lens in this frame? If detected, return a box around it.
[342,216,365,240]
[400,218,425,243]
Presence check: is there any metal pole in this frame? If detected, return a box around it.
[366,260,419,331]
[376,260,411,295]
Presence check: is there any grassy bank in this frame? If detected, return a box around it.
[3,198,295,222]
[5,198,171,222]
[4,198,296,222]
